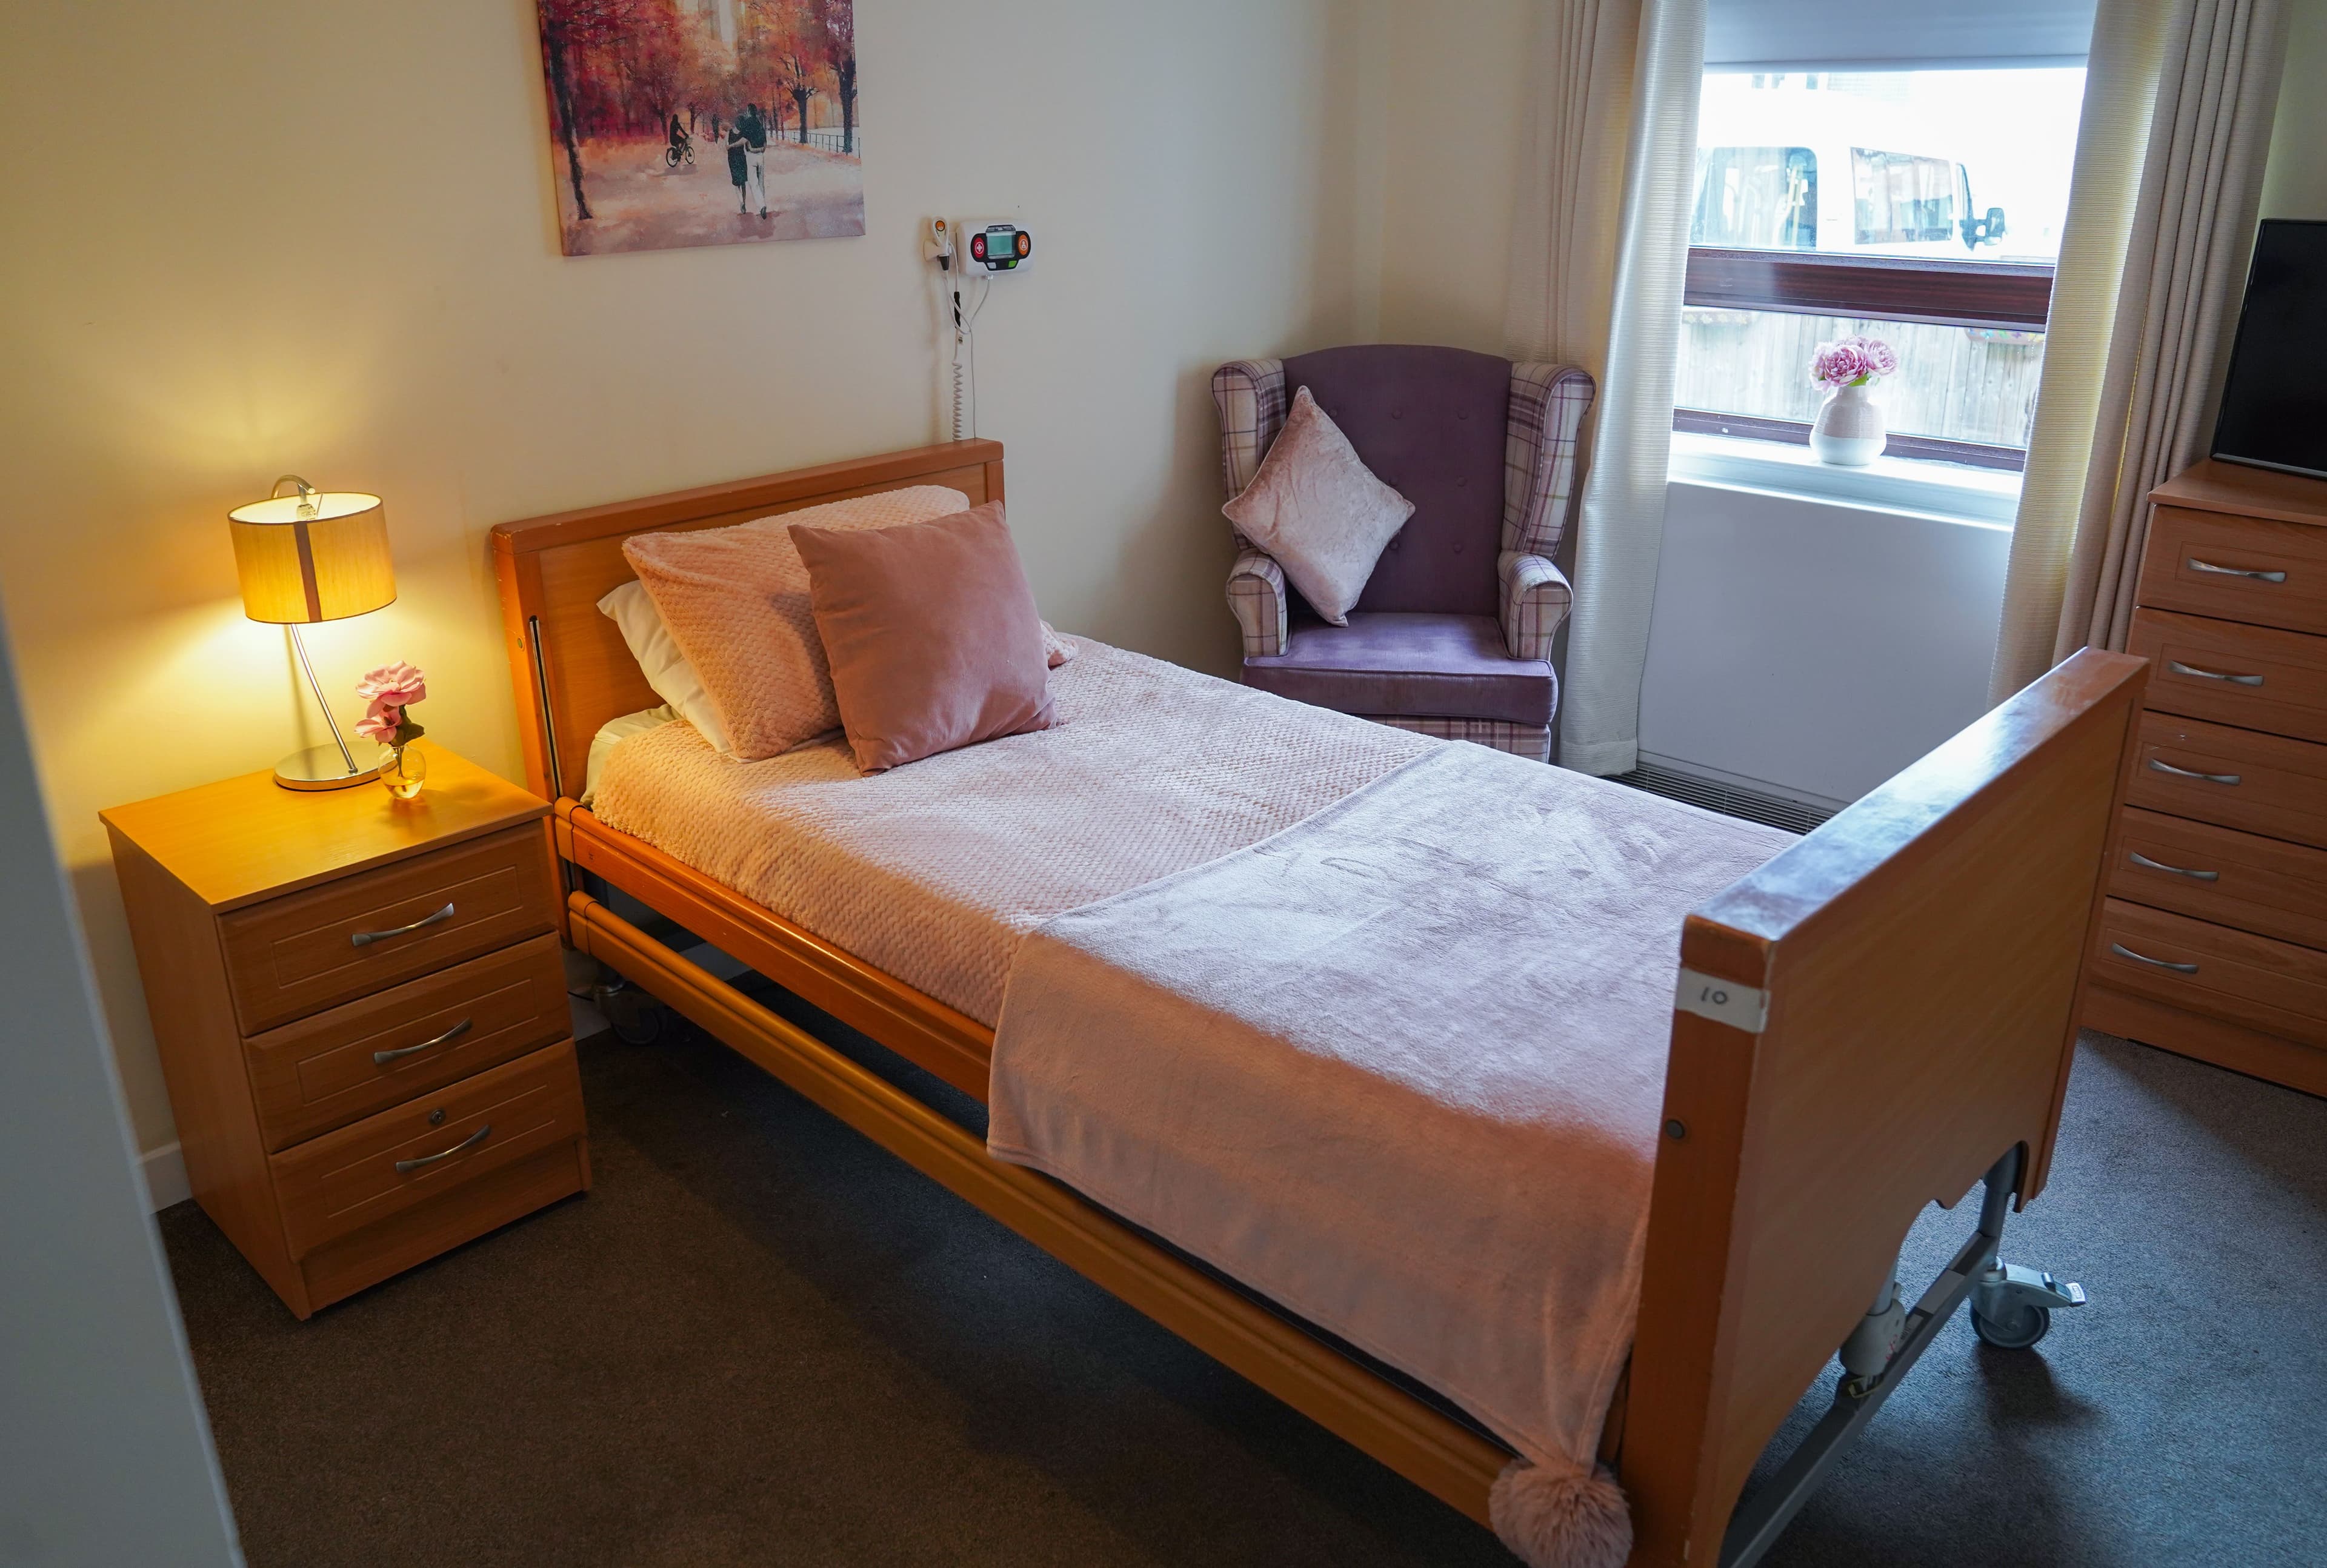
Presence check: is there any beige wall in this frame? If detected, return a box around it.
[1376,0,1533,351]
[0,0,1373,1155]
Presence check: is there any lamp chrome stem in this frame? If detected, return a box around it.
[288,622,356,774]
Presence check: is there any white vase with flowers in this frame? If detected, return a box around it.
[1808,336,1898,467]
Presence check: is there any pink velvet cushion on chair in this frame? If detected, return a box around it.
[791,501,1054,773]
[1220,385,1414,625]
[621,485,971,761]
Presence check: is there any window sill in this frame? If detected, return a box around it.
[1668,431,2020,527]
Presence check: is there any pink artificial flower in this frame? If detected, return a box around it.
[357,661,428,711]
[355,706,402,745]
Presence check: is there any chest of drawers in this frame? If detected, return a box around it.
[104,747,588,1318]
[2083,460,2327,1096]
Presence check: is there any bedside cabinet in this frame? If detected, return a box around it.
[103,747,588,1318]
[2083,459,2327,1097]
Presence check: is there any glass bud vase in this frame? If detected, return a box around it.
[378,740,427,800]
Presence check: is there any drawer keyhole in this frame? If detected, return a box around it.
[428,1108,446,1126]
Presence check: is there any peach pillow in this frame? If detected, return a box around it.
[1221,386,1413,625]
[621,486,970,760]
[790,501,1053,772]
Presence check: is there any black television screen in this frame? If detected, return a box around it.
[2213,219,2327,480]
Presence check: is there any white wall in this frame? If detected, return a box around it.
[0,0,1374,1164]
[0,606,242,1567]
[2259,0,2327,222]
[1640,484,2012,804]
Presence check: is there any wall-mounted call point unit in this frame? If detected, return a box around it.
[962,219,1033,273]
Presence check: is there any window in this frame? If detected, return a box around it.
[1691,146,1817,250]
[1677,67,2089,467]
[1850,149,1960,246]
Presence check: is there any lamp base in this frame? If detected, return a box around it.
[273,743,379,792]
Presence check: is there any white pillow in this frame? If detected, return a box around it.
[597,580,736,756]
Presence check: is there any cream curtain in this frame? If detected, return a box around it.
[1989,0,2290,700]
[1504,0,1708,777]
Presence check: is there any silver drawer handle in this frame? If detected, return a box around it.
[351,902,455,947]
[2168,659,2264,687]
[394,1122,492,1174]
[372,1017,473,1066]
[2187,558,2286,583]
[2128,851,2219,882]
[2109,943,2199,974]
[2148,758,2241,786]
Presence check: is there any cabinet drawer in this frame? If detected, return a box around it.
[2128,608,2327,743]
[2091,900,2327,1051]
[245,932,569,1151]
[2137,505,2327,634]
[221,824,558,1032]
[2125,712,2327,850]
[270,1038,585,1258]
[2109,808,2327,951]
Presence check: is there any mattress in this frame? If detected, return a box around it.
[582,704,679,805]
[588,637,1437,1025]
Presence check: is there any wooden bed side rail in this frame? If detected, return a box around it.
[1622,648,2149,1568]
[564,890,1516,1524]
[559,801,996,1100]
[488,440,1005,803]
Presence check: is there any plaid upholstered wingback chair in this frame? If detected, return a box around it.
[1213,345,1594,762]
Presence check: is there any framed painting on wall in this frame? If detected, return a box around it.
[534,0,864,256]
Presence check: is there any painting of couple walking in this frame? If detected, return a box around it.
[534,0,864,257]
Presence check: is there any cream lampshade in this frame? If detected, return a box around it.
[228,476,398,790]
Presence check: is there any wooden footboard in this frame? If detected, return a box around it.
[1622,648,2148,1566]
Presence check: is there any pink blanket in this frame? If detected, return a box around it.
[987,741,1791,1474]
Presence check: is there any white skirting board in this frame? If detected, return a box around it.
[140,1141,190,1212]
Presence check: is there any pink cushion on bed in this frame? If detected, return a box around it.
[621,485,971,761]
[791,501,1054,772]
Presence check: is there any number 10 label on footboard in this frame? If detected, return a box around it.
[1675,969,1769,1034]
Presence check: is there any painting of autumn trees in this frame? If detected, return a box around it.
[535,0,863,256]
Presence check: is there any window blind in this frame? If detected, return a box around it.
[1705,0,2097,70]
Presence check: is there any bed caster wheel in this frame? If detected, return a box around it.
[1970,1301,2051,1350]
[1969,1261,2085,1350]
[601,983,667,1046]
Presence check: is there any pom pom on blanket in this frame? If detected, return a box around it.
[1490,1456,1632,1568]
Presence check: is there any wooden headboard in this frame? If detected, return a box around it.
[491,439,1005,802]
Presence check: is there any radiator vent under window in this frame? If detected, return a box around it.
[1611,762,1839,837]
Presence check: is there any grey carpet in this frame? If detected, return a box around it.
[161,998,2327,1568]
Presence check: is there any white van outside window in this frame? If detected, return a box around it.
[1691,146,1817,250]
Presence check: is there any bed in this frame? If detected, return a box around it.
[493,440,2148,1567]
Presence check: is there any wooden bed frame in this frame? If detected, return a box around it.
[492,439,2148,1567]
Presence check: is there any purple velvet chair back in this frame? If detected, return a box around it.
[1278,344,1511,618]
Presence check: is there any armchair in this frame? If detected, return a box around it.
[1214,345,1594,761]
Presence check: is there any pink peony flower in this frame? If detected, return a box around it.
[355,706,402,744]
[1811,336,1896,390]
[357,661,427,710]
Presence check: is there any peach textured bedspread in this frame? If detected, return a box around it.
[589,637,1434,1026]
[986,741,1793,1474]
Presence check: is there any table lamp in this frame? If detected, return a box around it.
[228,475,396,790]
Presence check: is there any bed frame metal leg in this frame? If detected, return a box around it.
[1716,1146,2086,1568]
